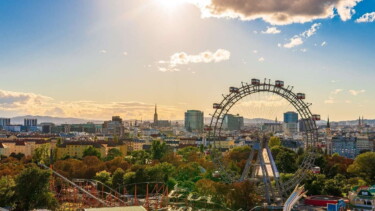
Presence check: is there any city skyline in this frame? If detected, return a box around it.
[0,0,374,121]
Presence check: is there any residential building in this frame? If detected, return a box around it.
[56,141,106,159]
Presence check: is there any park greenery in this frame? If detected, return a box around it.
[0,138,375,210]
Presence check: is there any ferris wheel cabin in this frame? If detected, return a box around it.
[229,87,240,93]
[275,80,284,87]
[251,78,260,85]
[312,114,321,121]
[213,103,222,109]
[297,93,306,99]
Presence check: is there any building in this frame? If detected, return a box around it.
[0,139,52,157]
[223,114,244,131]
[284,112,298,123]
[299,118,314,132]
[41,122,55,134]
[356,135,373,154]
[154,104,158,126]
[262,123,283,133]
[331,136,357,159]
[56,141,106,159]
[0,118,11,129]
[284,112,299,134]
[102,116,124,136]
[24,118,37,127]
[152,105,171,127]
[184,110,204,132]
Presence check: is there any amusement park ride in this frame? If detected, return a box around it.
[208,78,321,208]
[41,78,324,210]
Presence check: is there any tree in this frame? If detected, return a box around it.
[0,176,15,207]
[14,166,58,210]
[83,146,101,159]
[112,168,125,189]
[105,157,130,173]
[129,150,151,165]
[273,147,297,173]
[348,152,375,184]
[150,140,167,160]
[32,144,51,165]
[105,148,123,161]
[178,146,200,161]
[94,170,112,186]
[174,162,201,182]
[268,136,281,148]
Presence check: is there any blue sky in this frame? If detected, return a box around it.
[0,0,374,121]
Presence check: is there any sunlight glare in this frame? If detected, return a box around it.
[157,0,188,10]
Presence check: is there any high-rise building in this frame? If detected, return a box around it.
[0,118,11,129]
[284,112,298,123]
[112,116,123,123]
[223,114,244,131]
[24,118,37,127]
[184,110,204,132]
[283,111,298,134]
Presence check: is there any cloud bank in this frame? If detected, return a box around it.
[0,89,182,120]
[190,0,362,25]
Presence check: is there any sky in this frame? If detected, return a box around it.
[0,0,374,121]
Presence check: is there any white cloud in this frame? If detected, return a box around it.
[258,57,265,62]
[261,27,281,34]
[345,100,351,104]
[331,80,338,83]
[284,36,304,48]
[302,23,321,37]
[123,52,128,56]
[355,12,375,23]
[321,41,327,46]
[189,0,362,25]
[324,97,336,104]
[348,89,366,96]
[300,48,307,52]
[253,50,258,54]
[100,50,107,54]
[331,89,343,94]
[283,23,321,48]
[158,49,230,72]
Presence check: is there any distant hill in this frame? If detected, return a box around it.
[10,115,103,125]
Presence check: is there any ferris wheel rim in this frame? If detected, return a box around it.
[208,79,320,197]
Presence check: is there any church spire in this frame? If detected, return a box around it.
[154,104,158,126]
[327,116,330,128]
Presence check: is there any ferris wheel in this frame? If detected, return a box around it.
[208,78,321,205]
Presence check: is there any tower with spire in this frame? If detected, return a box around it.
[154,104,158,126]
[326,116,331,137]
